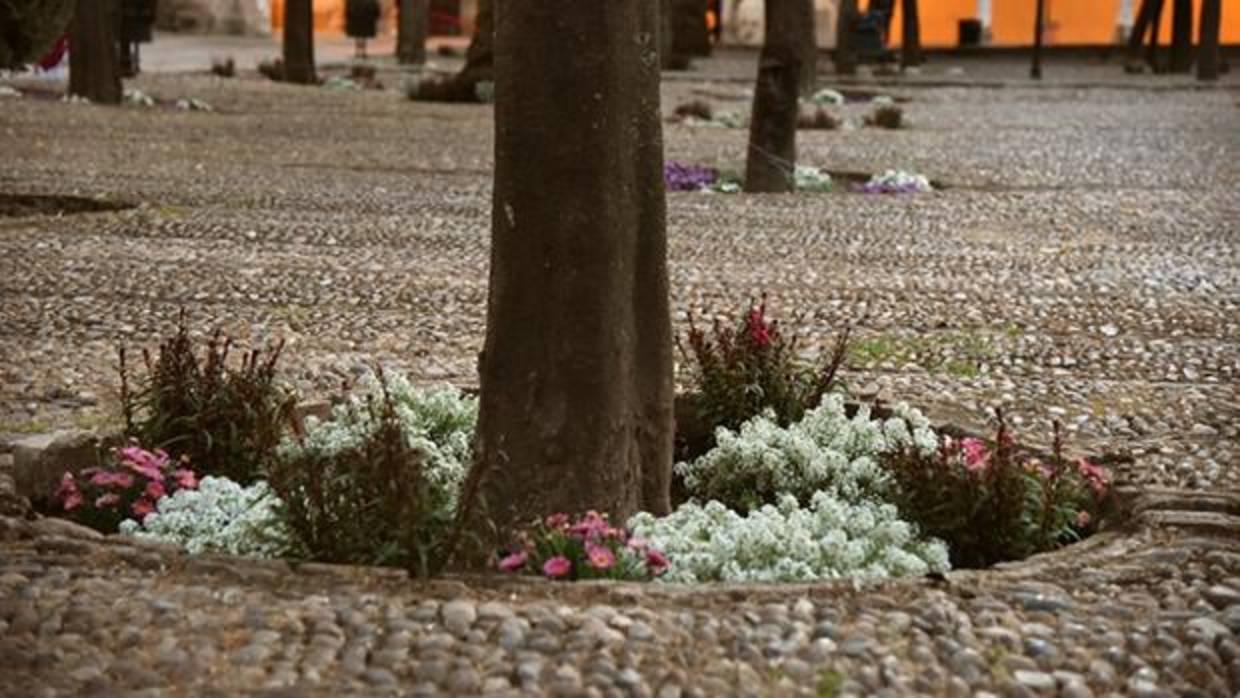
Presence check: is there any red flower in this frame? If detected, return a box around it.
[131,497,155,519]
[747,308,772,348]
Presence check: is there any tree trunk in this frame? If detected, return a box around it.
[744,0,803,193]
[673,0,712,57]
[659,0,678,69]
[1126,0,1156,67]
[834,0,858,75]
[1031,0,1045,79]
[397,0,428,65]
[1168,0,1193,72]
[461,1,674,562]
[282,0,316,84]
[1197,0,1221,80]
[68,0,121,104]
[796,0,817,95]
[461,0,494,84]
[1144,0,1166,70]
[900,0,922,67]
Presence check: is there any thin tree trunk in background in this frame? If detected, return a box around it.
[1168,0,1193,72]
[1197,0,1221,80]
[68,0,121,104]
[1144,0,1166,70]
[461,0,493,82]
[744,0,802,193]
[1031,0,1045,79]
[900,0,922,67]
[673,0,712,57]
[1125,0,1156,68]
[282,0,315,84]
[834,0,858,75]
[397,0,428,65]
[796,0,817,95]
[461,1,673,563]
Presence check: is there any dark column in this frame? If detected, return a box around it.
[1197,0,1222,80]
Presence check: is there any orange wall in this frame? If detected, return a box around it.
[880,0,1236,47]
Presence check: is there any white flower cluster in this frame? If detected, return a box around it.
[809,88,846,105]
[0,85,22,99]
[124,88,155,107]
[118,476,292,557]
[628,493,950,584]
[175,97,213,112]
[794,165,833,192]
[278,371,477,514]
[675,393,937,509]
[864,169,933,193]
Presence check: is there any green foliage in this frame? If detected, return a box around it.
[678,296,850,434]
[119,312,295,485]
[884,416,1114,568]
[267,371,475,576]
[816,669,845,698]
[0,0,74,70]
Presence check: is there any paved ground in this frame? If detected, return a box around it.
[1,40,1239,696]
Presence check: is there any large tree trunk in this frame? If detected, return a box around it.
[460,1,674,561]
[659,0,678,69]
[68,0,121,104]
[1197,0,1221,81]
[744,0,803,193]
[282,0,316,84]
[396,0,428,65]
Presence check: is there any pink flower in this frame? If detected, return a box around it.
[544,513,570,530]
[960,438,991,473]
[56,472,83,511]
[119,446,169,482]
[1077,459,1109,496]
[646,549,670,575]
[542,556,572,579]
[89,470,134,489]
[131,497,155,519]
[747,308,771,348]
[497,551,528,572]
[172,469,198,490]
[144,481,166,501]
[1075,510,1092,528]
[586,544,616,571]
[94,493,121,509]
[569,511,610,541]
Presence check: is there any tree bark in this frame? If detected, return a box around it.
[1031,0,1045,79]
[795,0,817,95]
[744,0,802,193]
[673,0,712,57]
[68,0,121,104]
[411,0,491,101]
[659,0,678,69]
[900,0,922,67]
[461,1,673,562]
[397,0,428,65]
[1145,0,1166,70]
[1197,0,1221,80]
[282,0,316,84]
[834,0,858,75]
[1126,0,1156,67]
[1168,0,1193,72]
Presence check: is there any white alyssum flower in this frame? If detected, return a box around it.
[124,88,155,107]
[675,393,937,509]
[118,476,292,557]
[628,493,950,584]
[863,169,933,193]
[278,370,476,514]
[794,165,833,192]
[810,88,846,105]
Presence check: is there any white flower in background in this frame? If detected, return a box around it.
[175,97,213,111]
[857,170,934,194]
[124,88,155,107]
[810,88,846,105]
[0,85,21,99]
[119,476,292,557]
[794,165,833,192]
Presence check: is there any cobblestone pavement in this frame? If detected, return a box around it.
[1,47,1238,696]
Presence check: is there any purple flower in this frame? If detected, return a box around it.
[664,161,719,191]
